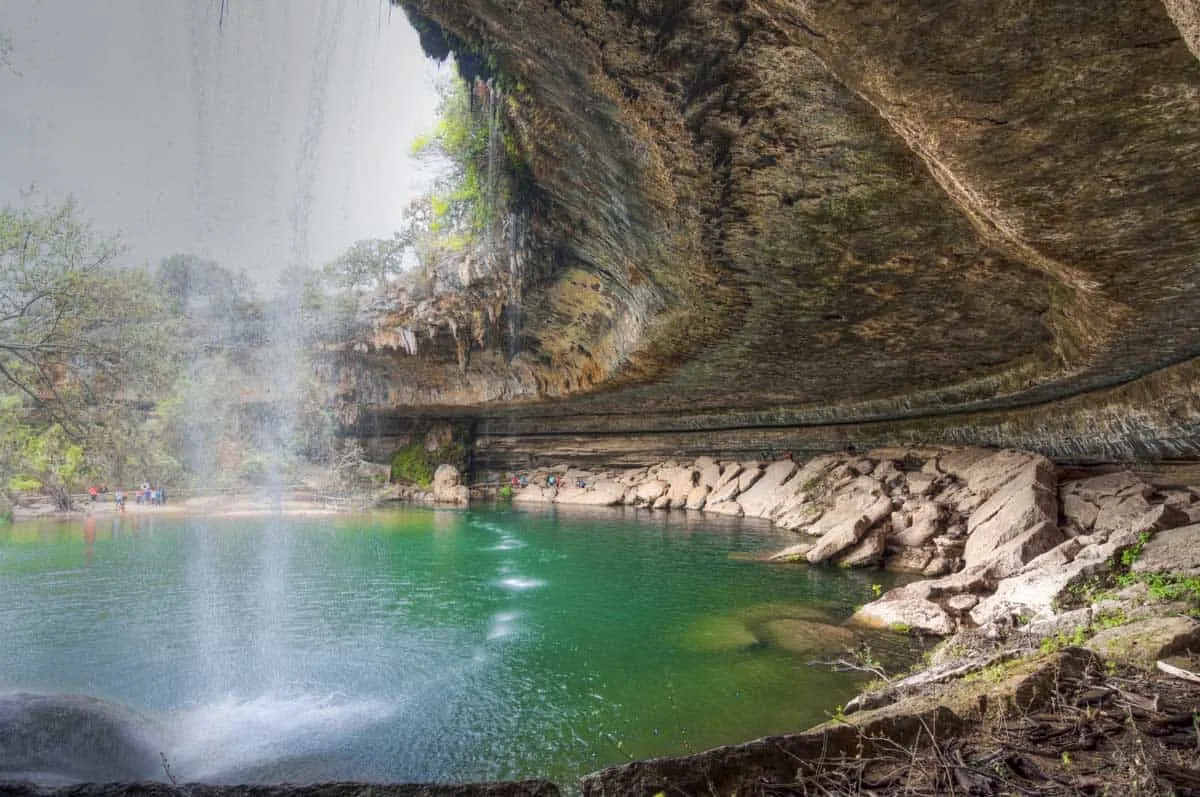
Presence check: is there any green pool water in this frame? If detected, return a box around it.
[0,505,914,785]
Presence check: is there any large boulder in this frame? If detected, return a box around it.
[663,466,699,509]
[890,501,945,547]
[970,556,1098,626]
[1061,471,1161,540]
[708,462,744,497]
[736,460,800,518]
[431,464,469,505]
[737,465,765,492]
[961,453,1060,575]
[806,478,893,564]
[1084,616,1200,669]
[768,456,844,524]
[981,521,1067,581]
[1132,523,1200,577]
[631,479,669,504]
[685,484,711,510]
[754,618,860,655]
[707,473,744,506]
[512,485,555,503]
[834,526,888,568]
[850,594,955,636]
[695,458,724,491]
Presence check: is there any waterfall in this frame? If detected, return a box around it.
[478,78,525,359]
[505,210,524,360]
[485,79,501,274]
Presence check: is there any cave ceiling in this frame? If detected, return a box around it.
[347,0,1200,465]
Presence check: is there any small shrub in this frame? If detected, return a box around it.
[1039,625,1089,654]
[391,442,435,488]
[1119,531,1152,568]
[498,484,514,500]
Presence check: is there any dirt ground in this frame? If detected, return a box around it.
[778,660,1200,796]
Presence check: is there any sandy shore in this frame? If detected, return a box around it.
[10,492,378,522]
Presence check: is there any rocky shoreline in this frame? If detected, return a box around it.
[475,447,1200,639]
[458,446,1200,793]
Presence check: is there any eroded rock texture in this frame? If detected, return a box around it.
[349,0,1200,470]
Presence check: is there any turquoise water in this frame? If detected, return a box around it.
[0,506,908,785]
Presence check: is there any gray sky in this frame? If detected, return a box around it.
[0,0,445,283]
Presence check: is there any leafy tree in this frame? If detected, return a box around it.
[0,197,182,507]
[0,395,87,510]
[325,233,413,292]
[156,253,267,349]
[0,197,179,433]
[410,73,501,240]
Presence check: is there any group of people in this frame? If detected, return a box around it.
[134,482,167,506]
[88,482,167,511]
[507,473,587,491]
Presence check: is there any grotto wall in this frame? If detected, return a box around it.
[345,0,1200,471]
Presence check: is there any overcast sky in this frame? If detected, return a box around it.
[0,0,445,284]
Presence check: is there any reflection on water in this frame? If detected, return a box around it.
[0,508,917,785]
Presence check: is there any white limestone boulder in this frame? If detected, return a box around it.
[736,460,799,519]
[850,594,955,636]
[891,500,945,547]
[563,479,628,506]
[806,478,893,564]
[1132,522,1200,577]
[834,526,888,568]
[961,453,1059,574]
[431,465,470,505]
[685,485,711,510]
[631,480,670,505]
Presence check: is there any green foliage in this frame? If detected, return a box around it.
[391,442,435,488]
[1039,625,1090,654]
[498,484,514,500]
[324,234,412,293]
[1119,531,1152,568]
[1,197,180,427]
[410,73,505,238]
[1094,608,1129,629]
[0,404,87,510]
[0,199,188,506]
[1104,528,1200,611]
[1117,571,1200,606]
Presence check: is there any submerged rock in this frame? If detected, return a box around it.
[754,618,859,655]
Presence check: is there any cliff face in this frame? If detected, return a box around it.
[346,0,1200,470]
